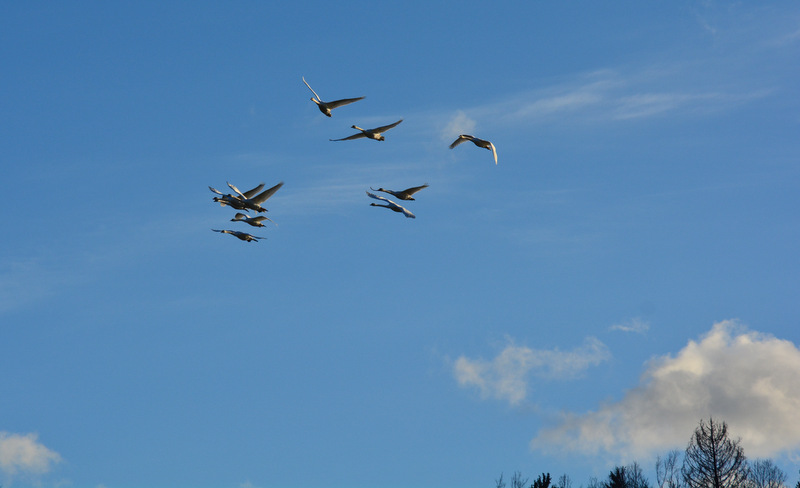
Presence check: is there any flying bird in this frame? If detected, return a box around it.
[225,181,284,213]
[209,185,261,211]
[449,134,498,165]
[330,119,403,141]
[212,229,265,242]
[302,76,365,117]
[369,183,429,201]
[231,213,273,227]
[366,191,416,219]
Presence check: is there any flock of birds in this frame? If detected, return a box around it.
[209,77,498,242]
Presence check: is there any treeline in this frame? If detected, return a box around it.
[497,418,798,488]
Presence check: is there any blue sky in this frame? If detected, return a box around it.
[2,2,799,488]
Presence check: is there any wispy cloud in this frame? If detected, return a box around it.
[466,69,771,128]
[0,257,82,314]
[422,17,793,132]
[275,159,434,217]
[776,27,800,45]
[440,110,477,142]
[0,432,61,478]
[454,337,611,406]
[610,317,650,334]
[531,321,800,460]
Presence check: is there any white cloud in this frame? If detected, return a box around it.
[499,78,613,123]
[0,432,62,477]
[531,321,800,460]
[454,337,611,406]
[441,110,476,142]
[436,62,773,132]
[613,92,699,120]
[610,317,650,334]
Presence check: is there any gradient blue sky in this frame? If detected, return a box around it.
[2,2,799,488]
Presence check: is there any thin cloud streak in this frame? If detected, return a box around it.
[531,321,800,460]
[392,53,777,162]
[610,317,650,334]
[454,337,611,406]
[492,72,767,126]
[420,52,777,136]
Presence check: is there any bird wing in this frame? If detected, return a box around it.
[399,206,416,219]
[403,183,429,195]
[243,183,266,199]
[239,231,266,240]
[252,215,272,223]
[449,135,471,149]
[326,96,365,109]
[373,119,403,133]
[209,186,225,195]
[227,182,247,199]
[489,142,498,165]
[302,76,322,101]
[367,191,415,218]
[330,132,367,141]
[366,191,392,203]
[251,181,284,204]
[232,213,247,221]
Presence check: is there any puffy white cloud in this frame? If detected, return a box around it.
[0,432,62,476]
[454,337,611,406]
[531,321,800,459]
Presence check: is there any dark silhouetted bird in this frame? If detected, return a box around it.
[369,183,428,201]
[302,77,364,117]
[231,213,273,227]
[330,119,403,141]
[449,134,497,164]
[225,181,284,213]
[212,229,265,242]
[209,183,265,211]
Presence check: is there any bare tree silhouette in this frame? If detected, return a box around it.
[682,418,749,488]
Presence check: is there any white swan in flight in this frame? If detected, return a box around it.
[369,183,428,201]
[225,181,284,213]
[449,134,498,165]
[209,183,265,211]
[366,191,415,219]
[302,76,364,117]
[330,119,403,141]
[231,213,273,227]
[212,229,265,242]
